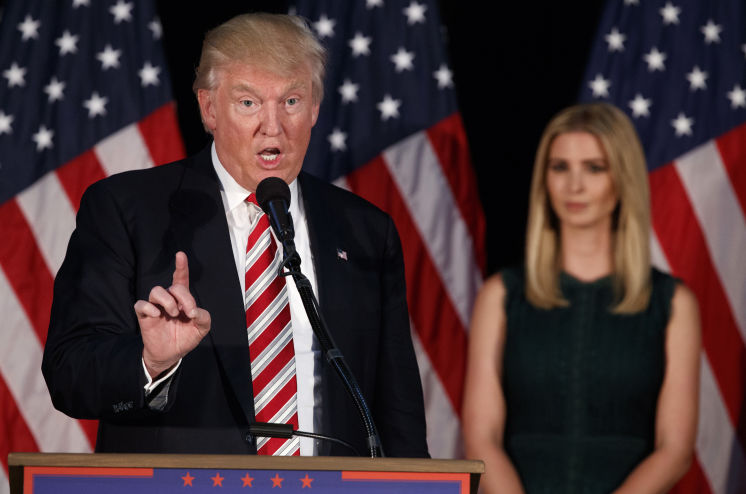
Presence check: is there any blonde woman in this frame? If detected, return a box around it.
[463,103,700,493]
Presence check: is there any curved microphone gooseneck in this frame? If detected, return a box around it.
[255,177,384,458]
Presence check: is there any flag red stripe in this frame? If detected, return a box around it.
[55,150,108,212]
[426,113,487,273]
[650,164,746,442]
[714,122,746,219]
[669,455,714,494]
[346,156,467,413]
[0,374,40,474]
[137,103,186,167]
[0,200,54,345]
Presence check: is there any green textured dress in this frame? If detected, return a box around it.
[501,267,677,494]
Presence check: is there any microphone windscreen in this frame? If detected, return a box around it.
[256,177,291,213]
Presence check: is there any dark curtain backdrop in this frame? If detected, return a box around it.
[162,1,606,274]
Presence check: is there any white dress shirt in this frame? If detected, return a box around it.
[211,144,322,456]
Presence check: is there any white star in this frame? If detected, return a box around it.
[349,32,372,57]
[0,111,14,135]
[377,94,401,121]
[643,47,666,71]
[686,66,708,91]
[433,64,453,89]
[403,1,427,25]
[110,1,134,24]
[660,2,681,25]
[605,27,626,52]
[588,74,610,98]
[313,14,335,38]
[328,128,347,151]
[17,15,41,41]
[671,112,694,137]
[32,125,54,151]
[628,94,652,118]
[83,92,108,118]
[139,62,161,86]
[390,47,415,72]
[338,79,359,103]
[3,62,27,87]
[97,45,122,70]
[72,0,90,7]
[148,19,162,39]
[701,20,722,44]
[366,0,383,8]
[55,30,79,55]
[44,77,66,102]
[727,84,746,109]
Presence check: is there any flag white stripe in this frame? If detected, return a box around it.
[16,172,76,276]
[382,131,481,328]
[675,142,746,340]
[649,230,670,274]
[0,268,91,453]
[697,354,746,494]
[0,465,8,494]
[94,124,154,176]
[411,325,462,459]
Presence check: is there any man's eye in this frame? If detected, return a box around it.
[287,98,298,106]
[241,100,254,107]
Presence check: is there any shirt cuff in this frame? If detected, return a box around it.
[142,358,181,395]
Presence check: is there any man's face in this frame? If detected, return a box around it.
[197,62,320,191]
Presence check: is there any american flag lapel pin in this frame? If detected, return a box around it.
[336,248,348,261]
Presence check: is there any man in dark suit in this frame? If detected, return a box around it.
[42,13,428,458]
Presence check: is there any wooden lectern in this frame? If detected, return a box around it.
[8,453,484,493]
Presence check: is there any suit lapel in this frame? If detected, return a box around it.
[169,147,255,423]
[298,172,338,310]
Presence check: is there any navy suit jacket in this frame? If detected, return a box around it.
[42,146,428,458]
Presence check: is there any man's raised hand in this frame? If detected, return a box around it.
[135,251,211,378]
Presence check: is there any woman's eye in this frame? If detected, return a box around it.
[548,161,567,172]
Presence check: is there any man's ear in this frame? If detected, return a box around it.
[311,101,320,127]
[197,89,217,132]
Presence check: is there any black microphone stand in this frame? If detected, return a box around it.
[277,239,385,458]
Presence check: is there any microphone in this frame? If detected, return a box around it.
[256,177,294,244]
[256,177,300,271]
[248,422,361,456]
[254,177,385,458]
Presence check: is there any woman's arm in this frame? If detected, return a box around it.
[613,284,702,494]
[463,274,526,494]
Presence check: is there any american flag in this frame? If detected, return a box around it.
[580,1,746,492]
[290,0,485,458]
[0,0,184,492]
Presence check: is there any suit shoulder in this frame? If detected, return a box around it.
[83,155,194,202]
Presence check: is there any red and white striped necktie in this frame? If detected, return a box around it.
[244,194,300,456]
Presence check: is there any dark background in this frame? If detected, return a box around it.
[157,1,606,275]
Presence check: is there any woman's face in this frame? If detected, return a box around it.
[545,131,619,231]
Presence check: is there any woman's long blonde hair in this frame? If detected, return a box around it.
[525,102,651,313]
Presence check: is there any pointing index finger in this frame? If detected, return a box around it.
[172,251,189,289]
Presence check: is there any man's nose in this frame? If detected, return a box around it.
[260,104,282,136]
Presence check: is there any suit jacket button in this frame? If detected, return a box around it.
[245,433,253,443]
